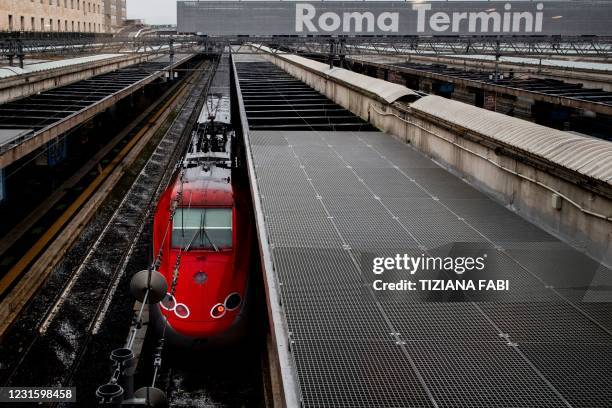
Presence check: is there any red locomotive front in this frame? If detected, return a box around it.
[152,165,251,346]
[149,53,252,347]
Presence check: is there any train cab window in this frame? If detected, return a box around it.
[172,208,232,250]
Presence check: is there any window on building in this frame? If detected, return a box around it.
[31,17,35,31]
[20,16,24,31]
[8,15,13,31]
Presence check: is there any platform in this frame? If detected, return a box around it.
[237,60,612,407]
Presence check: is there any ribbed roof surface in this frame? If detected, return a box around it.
[254,45,419,104]
[411,95,612,184]
[0,54,123,79]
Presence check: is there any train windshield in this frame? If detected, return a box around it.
[172,208,233,250]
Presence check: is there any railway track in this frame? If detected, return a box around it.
[0,58,215,404]
[0,68,192,338]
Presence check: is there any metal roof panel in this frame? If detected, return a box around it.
[411,95,612,185]
[256,46,419,104]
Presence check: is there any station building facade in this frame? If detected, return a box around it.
[0,0,126,33]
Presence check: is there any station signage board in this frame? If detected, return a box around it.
[177,1,612,36]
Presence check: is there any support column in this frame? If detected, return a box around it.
[35,138,68,167]
[483,91,497,111]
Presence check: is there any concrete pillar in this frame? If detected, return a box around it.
[388,70,402,85]
[405,75,419,91]
[375,68,387,80]
[35,138,68,167]
[433,82,454,98]
[420,79,433,94]
[514,96,534,120]
[496,95,517,116]
[452,87,476,105]
[483,91,496,111]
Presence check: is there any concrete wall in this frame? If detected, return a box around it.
[0,0,105,32]
[252,47,612,267]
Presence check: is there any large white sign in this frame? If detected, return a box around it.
[178,1,612,36]
[295,3,545,34]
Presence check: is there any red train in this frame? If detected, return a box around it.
[150,54,253,347]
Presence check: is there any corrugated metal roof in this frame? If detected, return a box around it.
[0,54,124,79]
[0,129,34,146]
[280,53,329,73]
[253,45,419,103]
[411,95,612,184]
[327,67,419,103]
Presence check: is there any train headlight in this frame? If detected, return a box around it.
[175,303,190,319]
[160,293,176,311]
[211,303,226,319]
[225,293,242,310]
